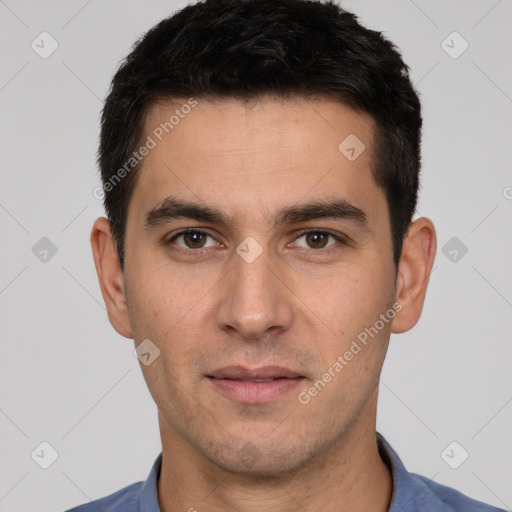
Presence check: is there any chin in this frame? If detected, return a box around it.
[200,435,321,477]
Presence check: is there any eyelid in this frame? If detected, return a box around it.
[165,227,349,254]
[167,228,220,249]
[292,229,350,249]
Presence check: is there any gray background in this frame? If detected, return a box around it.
[0,0,511,510]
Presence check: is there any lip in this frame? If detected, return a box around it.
[209,365,302,380]
[207,365,305,404]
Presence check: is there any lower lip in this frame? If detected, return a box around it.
[208,377,304,403]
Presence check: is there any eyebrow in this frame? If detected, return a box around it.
[143,196,368,231]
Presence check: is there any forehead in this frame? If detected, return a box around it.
[143,95,374,161]
[131,96,383,225]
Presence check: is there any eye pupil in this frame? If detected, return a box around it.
[306,232,328,248]
[176,231,334,251]
[184,231,206,248]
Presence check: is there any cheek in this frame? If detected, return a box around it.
[127,253,201,326]
[126,259,221,373]
[293,262,392,338]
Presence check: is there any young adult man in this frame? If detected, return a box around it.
[69,1,504,510]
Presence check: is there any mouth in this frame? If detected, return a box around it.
[207,365,305,404]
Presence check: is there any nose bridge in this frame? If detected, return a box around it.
[215,243,293,339]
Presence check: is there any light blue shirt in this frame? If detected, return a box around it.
[66,433,505,511]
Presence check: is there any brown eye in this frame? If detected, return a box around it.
[305,232,329,249]
[183,231,207,248]
[294,231,340,250]
[170,230,218,250]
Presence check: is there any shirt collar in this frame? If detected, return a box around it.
[138,451,162,511]
[377,432,447,511]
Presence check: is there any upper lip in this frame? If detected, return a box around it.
[208,365,303,380]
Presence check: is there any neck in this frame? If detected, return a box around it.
[157,389,392,512]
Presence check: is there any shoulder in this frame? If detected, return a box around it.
[65,452,162,512]
[65,481,143,512]
[410,472,506,512]
[376,433,505,512]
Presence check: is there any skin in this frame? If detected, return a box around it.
[91,96,436,512]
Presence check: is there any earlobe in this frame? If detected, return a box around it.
[90,217,133,339]
[391,217,437,334]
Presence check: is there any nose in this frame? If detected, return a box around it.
[214,245,294,340]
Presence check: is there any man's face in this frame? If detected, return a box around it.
[122,96,397,475]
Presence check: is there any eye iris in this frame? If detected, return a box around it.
[180,232,330,250]
[184,232,206,248]
[306,232,328,249]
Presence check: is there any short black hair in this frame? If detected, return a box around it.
[98,0,422,269]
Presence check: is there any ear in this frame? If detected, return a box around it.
[90,217,133,339]
[391,217,437,334]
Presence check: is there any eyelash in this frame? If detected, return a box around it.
[165,228,348,257]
